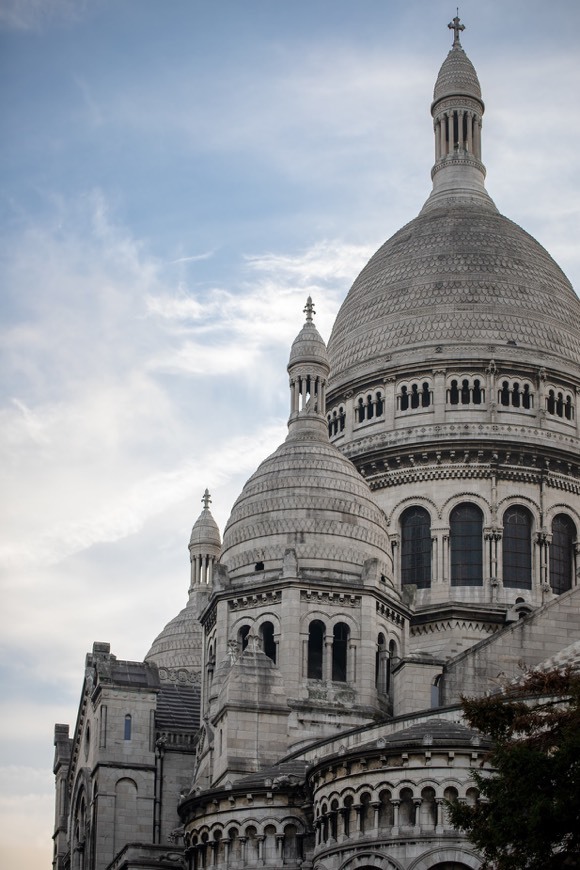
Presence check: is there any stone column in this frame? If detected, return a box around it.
[467,112,473,152]
[391,799,400,835]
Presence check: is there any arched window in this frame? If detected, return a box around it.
[450,503,483,586]
[332,622,349,682]
[503,506,532,589]
[400,385,409,411]
[375,632,387,693]
[421,382,431,407]
[401,506,432,588]
[124,714,132,741]
[238,624,250,651]
[260,621,276,663]
[449,380,459,405]
[387,639,397,694]
[307,620,324,679]
[550,514,576,595]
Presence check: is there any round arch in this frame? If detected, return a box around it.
[338,851,405,870]
[408,847,481,870]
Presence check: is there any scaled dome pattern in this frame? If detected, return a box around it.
[220,431,391,579]
[328,208,580,387]
[145,598,203,671]
[221,305,391,580]
[433,44,482,101]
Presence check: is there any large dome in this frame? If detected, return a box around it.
[328,203,580,389]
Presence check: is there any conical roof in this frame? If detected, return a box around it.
[433,44,482,103]
[189,491,221,552]
[288,296,330,370]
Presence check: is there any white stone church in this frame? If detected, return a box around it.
[53,18,580,870]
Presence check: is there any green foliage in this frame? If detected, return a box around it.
[448,669,580,870]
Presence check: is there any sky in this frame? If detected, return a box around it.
[1,0,579,866]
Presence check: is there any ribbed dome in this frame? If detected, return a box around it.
[288,319,330,369]
[433,45,482,103]
[189,506,221,550]
[145,596,202,671]
[327,203,580,388]
[220,421,392,581]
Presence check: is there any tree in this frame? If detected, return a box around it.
[448,668,580,870]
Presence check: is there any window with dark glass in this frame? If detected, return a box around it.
[332,622,349,682]
[450,503,483,586]
[124,714,132,741]
[502,506,532,589]
[260,621,276,663]
[307,620,324,679]
[550,514,576,595]
[401,506,431,588]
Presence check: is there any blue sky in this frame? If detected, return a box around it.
[1,0,579,865]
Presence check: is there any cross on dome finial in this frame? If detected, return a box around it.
[448,11,465,47]
[303,296,315,323]
[201,488,212,510]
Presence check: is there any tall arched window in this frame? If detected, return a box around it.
[450,503,483,586]
[332,622,349,682]
[401,506,432,588]
[503,506,532,589]
[260,621,276,663]
[124,714,132,741]
[307,620,324,679]
[550,514,576,595]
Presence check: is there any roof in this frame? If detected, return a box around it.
[433,44,482,103]
[328,204,580,389]
[155,682,201,732]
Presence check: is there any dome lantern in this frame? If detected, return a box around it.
[423,15,496,214]
[188,489,221,591]
[287,296,330,440]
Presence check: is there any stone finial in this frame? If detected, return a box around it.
[448,11,465,47]
[201,488,212,510]
[303,296,315,323]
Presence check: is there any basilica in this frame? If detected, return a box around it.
[53,18,580,870]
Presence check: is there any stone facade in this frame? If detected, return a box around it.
[53,19,580,870]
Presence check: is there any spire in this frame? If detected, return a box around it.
[421,16,497,214]
[448,11,465,48]
[287,299,330,440]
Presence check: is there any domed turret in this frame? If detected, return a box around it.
[189,488,221,589]
[145,491,221,672]
[220,300,393,583]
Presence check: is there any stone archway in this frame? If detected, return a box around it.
[338,851,405,870]
[408,847,481,870]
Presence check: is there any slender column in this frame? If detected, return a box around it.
[257,835,264,862]
[372,802,380,835]
[436,798,445,832]
[391,800,400,834]
[276,834,284,862]
[475,118,482,159]
[458,110,465,149]
[467,111,473,152]
[324,634,332,682]
[413,798,422,829]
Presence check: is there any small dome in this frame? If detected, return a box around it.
[220,422,392,581]
[145,596,203,672]
[189,489,221,552]
[288,296,330,371]
[433,45,482,103]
